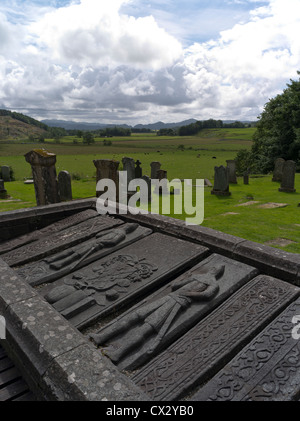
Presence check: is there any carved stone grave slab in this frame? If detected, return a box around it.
[90,253,259,371]
[0,209,98,255]
[192,296,300,401]
[1,214,122,266]
[133,275,300,400]
[16,223,153,286]
[39,233,208,330]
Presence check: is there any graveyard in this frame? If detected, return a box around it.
[0,129,300,402]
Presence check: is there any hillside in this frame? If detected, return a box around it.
[0,111,48,140]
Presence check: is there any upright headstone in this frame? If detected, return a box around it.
[1,166,11,182]
[122,157,136,185]
[226,160,237,184]
[140,175,152,204]
[93,159,120,199]
[279,160,296,193]
[272,158,285,182]
[24,149,60,206]
[58,171,72,202]
[154,169,168,195]
[150,162,161,180]
[135,160,142,178]
[243,170,250,185]
[0,179,7,199]
[211,166,231,196]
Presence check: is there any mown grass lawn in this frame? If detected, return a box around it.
[0,128,299,254]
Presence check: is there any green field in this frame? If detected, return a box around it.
[1,127,299,254]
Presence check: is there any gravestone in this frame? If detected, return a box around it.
[211,166,231,196]
[40,233,208,329]
[93,159,120,199]
[140,175,152,204]
[90,253,258,371]
[226,160,237,184]
[1,215,122,267]
[17,223,152,287]
[272,158,285,182]
[0,179,7,199]
[1,166,11,182]
[150,162,161,180]
[122,157,136,185]
[135,160,142,178]
[24,149,60,206]
[192,297,300,401]
[133,274,299,401]
[154,169,168,195]
[243,170,249,185]
[58,171,72,202]
[279,160,296,193]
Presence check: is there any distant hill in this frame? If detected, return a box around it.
[0,110,48,140]
[41,118,200,131]
[41,119,132,131]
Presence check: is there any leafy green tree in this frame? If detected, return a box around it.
[83,132,95,145]
[250,71,300,173]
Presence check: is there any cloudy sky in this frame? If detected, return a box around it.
[0,0,300,125]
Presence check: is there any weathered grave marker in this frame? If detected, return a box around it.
[150,162,161,180]
[24,149,60,206]
[93,159,119,198]
[133,275,299,400]
[0,179,7,199]
[90,253,258,371]
[279,160,296,193]
[211,166,231,196]
[41,233,208,329]
[192,297,300,401]
[272,158,285,182]
[58,171,72,202]
[226,160,237,184]
[1,166,11,182]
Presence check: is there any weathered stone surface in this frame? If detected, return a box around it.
[40,233,208,329]
[58,171,72,202]
[272,158,285,182]
[0,179,7,199]
[211,166,231,196]
[133,275,300,400]
[279,160,296,193]
[1,215,122,267]
[94,159,119,198]
[24,149,60,206]
[90,253,258,371]
[43,344,149,401]
[150,162,161,179]
[0,209,98,255]
[1,166,11,182]
[226,160,237,184]
[17,224,152,287]
[192,297,300,401]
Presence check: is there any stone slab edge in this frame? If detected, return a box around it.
[0,258,148,401]
[1,199,300,284]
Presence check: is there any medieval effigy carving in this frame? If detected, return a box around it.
[44,253,158,321]
[16,224,148,286]
[90,265,225,368]
[2,215,122,267]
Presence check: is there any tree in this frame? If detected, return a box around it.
[83,132,95,145]
[250,71,300,173]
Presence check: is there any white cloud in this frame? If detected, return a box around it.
[30,0,183,70]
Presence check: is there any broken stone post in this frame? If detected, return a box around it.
[58,170,72,202]
[122,157,136,186]
[243,170,249,185]
[150,162,161,180]
[272,158,285,182]
[93,159,120,199]
[154,169,168,195]
[226,160,237,184]
[0,179,7,199]
[211,166,231,196]
[279,160,296,193]
[24,149,60,206]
